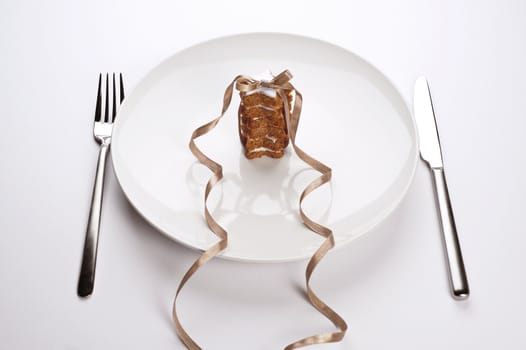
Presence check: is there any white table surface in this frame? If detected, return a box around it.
[1,0,525,349]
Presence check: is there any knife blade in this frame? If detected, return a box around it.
[413,77,470,300]
[414,77,443,168]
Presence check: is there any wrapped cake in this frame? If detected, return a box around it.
[238,78,293,159]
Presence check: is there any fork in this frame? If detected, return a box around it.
[78,73,124,298]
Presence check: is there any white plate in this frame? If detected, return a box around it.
[112,33,418,262]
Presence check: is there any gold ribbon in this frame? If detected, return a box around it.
[173,70,348,349]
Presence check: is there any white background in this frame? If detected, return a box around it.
[1,0,525,349]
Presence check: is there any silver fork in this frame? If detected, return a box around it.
[78,73,124,298]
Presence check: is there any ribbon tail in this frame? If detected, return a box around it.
[280,89,348,349]
[173,77,241,349]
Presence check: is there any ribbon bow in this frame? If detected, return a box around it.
[235,69,293,92]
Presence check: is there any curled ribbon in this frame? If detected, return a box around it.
[173,70,348,349]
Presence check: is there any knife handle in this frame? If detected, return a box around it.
[431,168,470,299]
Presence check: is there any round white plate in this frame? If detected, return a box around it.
[112,33,418,262]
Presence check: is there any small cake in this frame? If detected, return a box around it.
[238,85,294,159]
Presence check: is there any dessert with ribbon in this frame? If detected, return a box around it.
[174,70,348,350]
[238,79,293,159]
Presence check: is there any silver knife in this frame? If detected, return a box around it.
[414,77,469,299]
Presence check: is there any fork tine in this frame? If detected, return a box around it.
[119,73,125,104]
[104,74,109,122]
[94,74,102,122]
[112,73,117,122]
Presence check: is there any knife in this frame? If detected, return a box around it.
[414,77,469,300]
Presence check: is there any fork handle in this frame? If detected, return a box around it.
[431,167,469,299]
[78,143,110,297]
